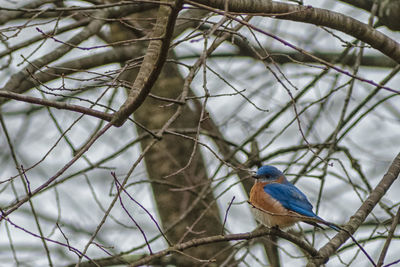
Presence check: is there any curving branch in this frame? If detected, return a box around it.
[190,0,400,63]
[339,0,400,31]
[130,228,317,267]
[111,0,184,126]
[71,228,317,267]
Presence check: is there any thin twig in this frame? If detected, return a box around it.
[113,173,153,254]
[377,207,400,266]
[221,196,235,235]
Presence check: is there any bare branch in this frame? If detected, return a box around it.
[190,0,400,63]
[111,0,184,126]
[0,90,113,121]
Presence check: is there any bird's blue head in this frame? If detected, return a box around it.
[253,165,284,182]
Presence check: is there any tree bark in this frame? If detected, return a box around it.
[106,3,234,264]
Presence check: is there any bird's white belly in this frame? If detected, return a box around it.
[251,206,299,228]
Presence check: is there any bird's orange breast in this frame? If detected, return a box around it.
[249,182,300,228]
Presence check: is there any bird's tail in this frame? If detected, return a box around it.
[315,216,341,231]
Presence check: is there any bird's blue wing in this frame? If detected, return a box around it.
[264,183,317,218]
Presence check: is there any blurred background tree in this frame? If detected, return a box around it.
[0,0,399,266]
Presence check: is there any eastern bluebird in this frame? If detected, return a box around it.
[249,165,339,230]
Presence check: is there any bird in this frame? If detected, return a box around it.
[249,165,339,231]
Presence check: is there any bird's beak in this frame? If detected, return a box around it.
[252,173,260,179]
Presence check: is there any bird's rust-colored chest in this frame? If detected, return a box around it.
[250,182,285,214]
[249,181,299,228]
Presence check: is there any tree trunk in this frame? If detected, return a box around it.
[107,4,234,264]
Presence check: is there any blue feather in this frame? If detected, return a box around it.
[263,182,318,218]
